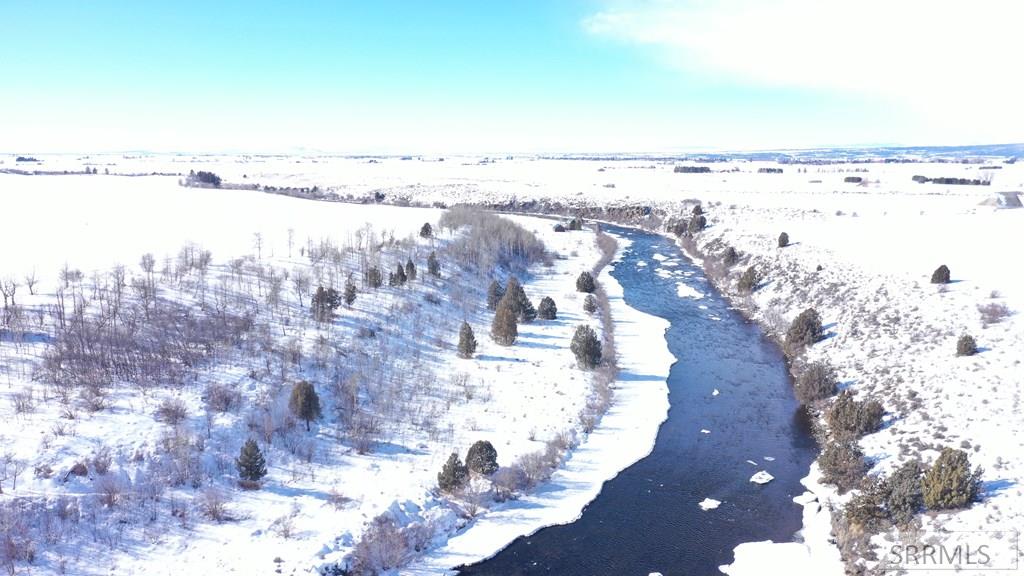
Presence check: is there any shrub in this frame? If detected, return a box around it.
[405,258,417,282]
[437,452,469,493]
[576,271,596,293]
[921,448,982,510]
[236,439,267,486]
[687,214,707,234]
[465,440,498,475]
[737,266,759,293]
[583,294,598,314]
[155,396,188,425]
[553,223,566,232]
[930,264,950,284]
[457,321,477,359]
[419,222,433,238]
[722,246,739,267]
[486,280,505,311]
[819,440,867,493]
[491,297,518,346]
[537,296,557,320]
[692,204,704,216]
[491,465,528,501]
[778,232,789,247]
[351,515,415,574]
[844,483,886,533]
[794,361,838,404]
[882,460,923,526]
[568,217,584,231]
[978,302,1010,326]
[389,263,407,287]
[289,381,322,431]
[427,251,441,277]
[826,390,883,437]
[956,334,977,357]
[205,382,241,412]
[571,325,602,369]
[785,308,823,350]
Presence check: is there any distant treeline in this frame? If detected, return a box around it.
[757,167,783,174]
[912,175,991,186]
[673,165,711,174]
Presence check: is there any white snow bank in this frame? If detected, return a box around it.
[721,466,843,576]
[407,234,675,573]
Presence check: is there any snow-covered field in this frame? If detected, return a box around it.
[3,152,1022,574]
[0,171,675,575]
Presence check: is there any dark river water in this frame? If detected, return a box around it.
[458,226,817,576]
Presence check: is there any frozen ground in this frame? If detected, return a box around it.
[3,152,1022,574]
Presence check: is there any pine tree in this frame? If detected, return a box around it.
[785,308,823,349]
[405,258,417,282]
[583,294,598,314]
[570,325,602,369]
[236,439,267,487]
[289,381,322,431]
[344,277,357,307]
[486,280,505,311]
[491,296,518,346]
[576,271,596,293]
[931,264,951,284]
[458,321,477,359]
[537,296,557,320]
[503,276,535,321]
[427,251,441,277]
[466,440,498,475]
[437,452,469,493]
[420,222,433,238]
[778,232,790,248]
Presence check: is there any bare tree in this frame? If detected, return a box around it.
[23,270,37,295]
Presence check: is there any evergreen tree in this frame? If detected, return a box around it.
[311,286,342,322]
[289,380,322,431]
[236,439,267,486]
[491,296,518,346]
[437,452,469,493]
[458,321,478,359]
[576,271,596,293]
[537,296,557,320]
[956,334,977,356]
[427,251,441,277]
[405,258,417,282]
[570,325,602,369]
[344,277,357,307]
[486,279,505,311]
[420,222,433,238]
[583,294,598,314]
[921,448,982,510]
[931,264,951,284]
[688,214,707,233]
[785,308,823,349]
[692,204,704,216]
[466,440,498,475]
[778,232,790,247]
[366,266,383,289]
[738,265,759,293]
[390,263,407,287]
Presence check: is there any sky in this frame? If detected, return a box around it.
[1,0,1021,154]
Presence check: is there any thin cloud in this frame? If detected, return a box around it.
[584,0,1024,138]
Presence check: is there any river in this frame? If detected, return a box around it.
[458,225,817,575]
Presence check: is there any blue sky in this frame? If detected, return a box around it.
[2,1,1020,153]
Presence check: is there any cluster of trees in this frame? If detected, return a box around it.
[673,165,711,173]
[437,440,499,493]
[758,167,783,174]
[439,207,548,273]
[913,175,991,186]
[186,170,222,187]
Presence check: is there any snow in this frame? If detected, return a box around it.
[699,498,721,511]
[406,234,675,572]
[749,471,774,485]
[675,282,704,299]
[4,152,1021,575]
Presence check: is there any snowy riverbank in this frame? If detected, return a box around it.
[407,233,675,573]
